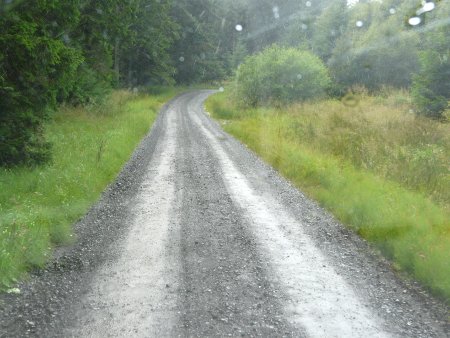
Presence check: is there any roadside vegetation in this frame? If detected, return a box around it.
[0,88,180,289]
[206,89,450,300]
[204,0,450,301]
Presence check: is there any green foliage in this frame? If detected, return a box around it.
[0,1,83,166]
[235,46,330,106]
[0,0,180,166]
[411,1,450,119]
[311,0,348,62]
[412,50,450,118]
[327,0,420,92]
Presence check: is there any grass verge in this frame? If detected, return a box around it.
[0,88,180,289]
[206,90,450,301]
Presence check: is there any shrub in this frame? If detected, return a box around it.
[235,46,331,107]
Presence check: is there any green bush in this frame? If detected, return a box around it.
[235,46,331,107]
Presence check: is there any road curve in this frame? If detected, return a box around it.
[0,91,448,337]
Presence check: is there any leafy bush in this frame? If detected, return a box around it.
[235,45,331,106]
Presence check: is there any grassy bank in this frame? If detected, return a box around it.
[206,90,450,301]
[0,88,179,289]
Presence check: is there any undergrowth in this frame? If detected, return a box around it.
[0,87,180,289]
[206,89,450,301]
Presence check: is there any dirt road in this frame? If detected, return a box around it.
[0,91,448,337]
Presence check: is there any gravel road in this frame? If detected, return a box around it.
[0,91,448,337]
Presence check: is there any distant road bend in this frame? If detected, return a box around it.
[1,91,448,337]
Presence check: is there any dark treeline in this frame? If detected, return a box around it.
[231,0,449,117]
[1,0,449,166]
[0,0,243,166]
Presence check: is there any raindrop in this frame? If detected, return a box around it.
[301,24,308,30]
[96,8,103,15]
[422,2,435,13]
[235,24,243,32]
[356,20,364,28]
[273,6,280,19]
[305,1,312,7]
[219,87,225,92]
[62,34,70,43]
[330,29,336,36]
[179,56,185,62]
[389,8,396,15]
[200,53,206,60]
[297,74,303,80]
[408,17,421,26]
[342,93,360,108]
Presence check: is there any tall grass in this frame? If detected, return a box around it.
[0,88,179,289]
[206,90,450,300]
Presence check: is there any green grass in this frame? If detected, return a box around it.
[206,90,450,301]
[0,88,180,289]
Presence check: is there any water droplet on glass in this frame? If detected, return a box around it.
[273,6,280,19]
[301,24,308,30]
[305,1,312,7]
[62,34,70,43]
[200,53,206,59]
[219,87,224,92]
[356,20,364,28]
[179,56,185,62]
[422,2,435,13]
[389,8,396,15]
[408,17,421,26]
[235,24,243,32]
[342,93,360,107]
[96,8,103,15]
[297,74,303,80]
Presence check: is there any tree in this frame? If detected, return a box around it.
[0,1,83,166]
[311,0,348,62]
[327,0,420,92]
[411,1,450,118]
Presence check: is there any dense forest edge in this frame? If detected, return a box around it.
[1,0,449,298]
